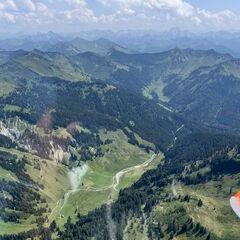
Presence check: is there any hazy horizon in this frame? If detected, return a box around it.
[2,27,240,40]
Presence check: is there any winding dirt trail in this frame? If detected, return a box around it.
[111,153,156,191]
[57,153,156,217]
[103,154,156,240]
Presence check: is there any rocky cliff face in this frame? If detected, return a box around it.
[0,117,71,162]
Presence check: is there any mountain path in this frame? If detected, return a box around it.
[57,153,156,218]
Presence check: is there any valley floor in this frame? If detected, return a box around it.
[50,152,162,229]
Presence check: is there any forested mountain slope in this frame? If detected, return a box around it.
[7,46,238,134]
[109,49,240,133]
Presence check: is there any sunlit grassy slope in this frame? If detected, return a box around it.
[56,129,163,226]
[0,129,163,234]
[124,174,240,240]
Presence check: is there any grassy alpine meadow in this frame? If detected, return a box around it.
[181,178,240,239]
[55,129,164,227]
[0,219,37,236]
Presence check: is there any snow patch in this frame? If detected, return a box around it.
[68,164,89,190]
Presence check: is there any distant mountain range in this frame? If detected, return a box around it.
[0,31,65,52]
[79,28,240,57]
[3,29,240,57]
[0,32,131,56]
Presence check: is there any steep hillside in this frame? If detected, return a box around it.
[165,60,240,131]
[13,50,90,82]
[109,49,240,133]
[109,48,231,95]
[0,79,187,151]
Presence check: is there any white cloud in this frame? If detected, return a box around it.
[0,11,15,22]
[121,0,194,17]
[0,0,17,24]
[5,0,17,10]
[63,8,97,22]
[36,2,53,16]
[96,0,240,31]
[198,8,237,23]
[0,4,4,11]
[21,0,36,11]
[61,0,98,23]
[69,0,87,7]
[0,0,240,32]
[0,0,18,11]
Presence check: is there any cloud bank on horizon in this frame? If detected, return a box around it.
[0,0,239,32]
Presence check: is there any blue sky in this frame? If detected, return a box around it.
[0,0,240,33]
[188,0,240,13]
